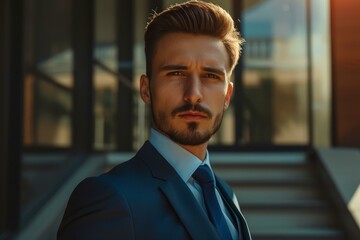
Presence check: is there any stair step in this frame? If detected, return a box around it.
[243,208,339,230]
[251,228,345,240]
[209,153,347,240]
[239,199,329,210]
[234,185,323,203]
[214,167,315,185]
[228,179,317,187]
[210,152,307,165]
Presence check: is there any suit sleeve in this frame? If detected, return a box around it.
[57,176,134,240]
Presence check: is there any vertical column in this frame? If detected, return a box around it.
[116,1,134,150]
[232,0,244,145]
[72,0,94,153]
[0,0,23,234]
[305,0,314,146]
[331,0,360,147]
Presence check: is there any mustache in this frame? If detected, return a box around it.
[171,104,212,118]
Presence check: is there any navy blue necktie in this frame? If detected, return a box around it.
[193,165,232,240]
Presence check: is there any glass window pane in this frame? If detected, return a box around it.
[94,67,118,150]
[311,0,331,147]
[242,0,309,145]
[33,78,71,146]
[93,0,118,150]
[23,0,73,147]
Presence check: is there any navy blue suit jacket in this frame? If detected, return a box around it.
[58,141,251,240]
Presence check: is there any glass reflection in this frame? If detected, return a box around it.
[23,0,73,147]
[93,0,118,150]
[94,66,118,150]
[242,0,309,145]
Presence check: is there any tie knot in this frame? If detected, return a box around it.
[193,165,214,184]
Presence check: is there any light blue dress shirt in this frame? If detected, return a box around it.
[149,128,238,240]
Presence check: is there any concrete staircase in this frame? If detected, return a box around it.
[15,150,357,240]
[211,152,347,240]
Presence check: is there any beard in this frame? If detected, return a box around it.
[151,103,224,146]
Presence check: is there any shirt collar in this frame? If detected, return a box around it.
[149,128,213,182]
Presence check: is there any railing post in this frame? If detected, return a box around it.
[72,0,94,153]
[0,0,24,235]
[232,0,244,145]
[116,1,134,151]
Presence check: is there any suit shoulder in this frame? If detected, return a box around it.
[58,175,134,239]
[102,155,149,182]
[64,175,126,213]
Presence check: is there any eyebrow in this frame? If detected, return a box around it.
[160,65,225,76]
[160,65,188,71]
[203,67,225,76]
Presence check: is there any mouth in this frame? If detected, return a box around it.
[177,111,208,121]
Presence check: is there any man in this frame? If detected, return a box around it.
[58,1,251,239]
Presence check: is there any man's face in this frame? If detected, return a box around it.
[140,33,233,146]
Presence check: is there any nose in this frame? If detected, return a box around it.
[183,75,203,104]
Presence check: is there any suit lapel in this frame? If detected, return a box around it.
[216,177,252,240]
[160,177,220,240]
[137,142,220,240]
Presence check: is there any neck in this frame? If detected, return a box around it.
[178,143,208,161]
[151,127,208,160]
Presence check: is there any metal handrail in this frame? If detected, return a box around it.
[93,58,138,92]
[30,68,72,93]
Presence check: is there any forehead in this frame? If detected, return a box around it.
[152,33,230,71]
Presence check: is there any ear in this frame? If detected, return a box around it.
[140,74,151,104]
[224,81,233,109]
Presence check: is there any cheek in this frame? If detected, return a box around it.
[153,84,183,104]
[206,88,227,106]
[151,88,178,112]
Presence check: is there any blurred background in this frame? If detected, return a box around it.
[1,0,359,239]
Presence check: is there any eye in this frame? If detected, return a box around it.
[204,73,220,79]
[167,71,184,76]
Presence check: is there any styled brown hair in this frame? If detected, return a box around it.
[144,0,245,77]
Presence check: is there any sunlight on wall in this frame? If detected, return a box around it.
[348,184,360,228]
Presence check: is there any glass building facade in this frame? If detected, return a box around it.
[1,0,332,238]
[21,0,332,151]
